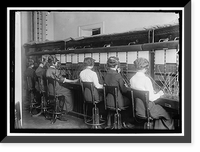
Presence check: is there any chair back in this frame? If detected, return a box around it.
[103,85,118,110]
[131,89,150,119]
[37,76,45,93]
[81,82,96,104]
[46,77,56,97]
[26,76,34,91]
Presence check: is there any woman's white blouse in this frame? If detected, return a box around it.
[130,72,161,101]
[80,68,103,89]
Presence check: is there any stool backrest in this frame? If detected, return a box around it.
[81,82,96,104]
[103,85,118,110]
[131,89,150,119]
[37,76,45,93]
[46,77,56,97]
[26,76,34,91]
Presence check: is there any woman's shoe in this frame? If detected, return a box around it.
[122,122,135,129]
[104,125,114,129]
[58,114,68,121]
[45,113,52,120]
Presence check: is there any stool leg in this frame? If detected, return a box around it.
[117,113,122,129]
[42,93,47,110]
[114,113,118,129]
[30,91,42,117]
[113,110,123,129]
[92,108,96,129]
[144,118,152,129]
[94,105,99,124]
[41,94,47,116]
[51,109,55,124]
[83,103,88,124]
[42,94,51,119]
[51,99,56,124]
[94,105,102,129]
[51,98,58,124]
[92,107,95,126]
[30,91,34,114]
[114,113,122,129]
[105,112,113,129]
[92,107,96,129]
[92,105,99,129]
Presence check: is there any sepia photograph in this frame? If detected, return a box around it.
[5,4,191,143]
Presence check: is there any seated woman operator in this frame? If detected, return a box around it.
[35,58,48,93]
[130,57,174,129]
[79,57,106,119]
[24,58,41,104]
[46,55,78,120]
[104,56,133,128]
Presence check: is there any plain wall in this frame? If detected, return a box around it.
[48,12,179,40]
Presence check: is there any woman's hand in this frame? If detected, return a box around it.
[63,78,79,83]
[158,90,164,97]
[59,77,65,83]
[124,83,129,88]
[116,68,121,73]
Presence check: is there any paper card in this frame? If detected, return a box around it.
[118,52,126,62]
[85,53,92,57]
[108,52,116,58]
[66,54,72,62]
[100,53,107,64]
[127,52,137,64]
[60,54,66,63]
[42,55,48,62]
[155,50,165,64]
[55,54,61,61]
[166,49,177,63]
[138,51,149,61]
[78,54,84,62]
[72,54,78,63]
[92,53,99,62]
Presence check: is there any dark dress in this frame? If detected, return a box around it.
[24,67,40,103]
[35,66,47,93]
[46,66,74,112]
[24,67,37,89]
[104,69,131,125]
[104,69,130,108]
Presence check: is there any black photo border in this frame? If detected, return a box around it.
[1,1,194,144]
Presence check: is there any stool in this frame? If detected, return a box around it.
[103,85,128,129]
[131,89,153,129]
[46,77,65,124]
[37,76,51,118]
[26,76,40,116]
[81,82,105,129]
